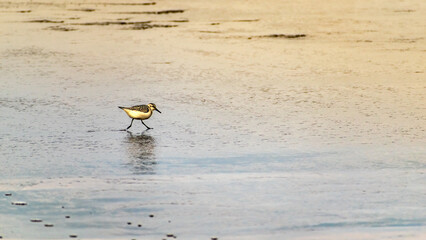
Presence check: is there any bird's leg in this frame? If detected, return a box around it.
[141,120,152,130]
[126,119,134,130]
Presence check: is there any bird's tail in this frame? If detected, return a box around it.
[118,106,126,110]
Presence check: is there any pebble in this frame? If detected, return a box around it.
[138,224,142,227]
[69,235,78,238]
[5,193,12,196]
[65,216,70,219]
[166,234,176,238]
[44,224,54,227]
[149,214,154,218]
[211,238,218,240]
[127,222,132,225]
[11,201,27,206]
[30,219,43,222]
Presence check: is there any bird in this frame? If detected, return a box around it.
[118,103,161,130]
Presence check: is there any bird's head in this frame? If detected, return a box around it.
[148,103,161,113]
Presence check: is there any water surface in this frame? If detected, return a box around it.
[0,0,425,239]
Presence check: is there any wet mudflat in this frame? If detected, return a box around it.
[0,0,425,239]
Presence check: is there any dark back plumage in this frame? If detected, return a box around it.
[129,105,150,113]
[118,105,150,113]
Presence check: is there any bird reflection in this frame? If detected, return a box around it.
[125,131,156,174]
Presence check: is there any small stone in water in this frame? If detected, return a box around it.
[138,224,142,227]
[149,214,154,218]
[5,193,12,196]
[44,224,54,227]
[211,238,218,240]
[12,201,27,206]
[69,235,78,238]
[30,219,43,222]
[65,216,70,218]
[127,222,132,225]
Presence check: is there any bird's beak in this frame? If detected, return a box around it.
[155,108,162,113]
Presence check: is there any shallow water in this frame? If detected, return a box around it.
[0,0,425,239]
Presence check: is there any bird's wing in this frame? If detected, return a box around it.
[129,105,150,113]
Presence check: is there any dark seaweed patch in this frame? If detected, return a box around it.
[46,26,77,31]
[127,23,177,30]
[233,19,259,22]
[101,2,156,5]
[28,19,64,23]
[68,8,95,12]
[116,9,185,14]
[200,31,221,33]
[76,21,151,26]
[169,19,188,23]
[394,9,415,13]
[249,34,306,39]
[76,21,177,30]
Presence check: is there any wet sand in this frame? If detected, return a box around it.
[0,0,425,239]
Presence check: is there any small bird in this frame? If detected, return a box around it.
[118,103,161,130]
